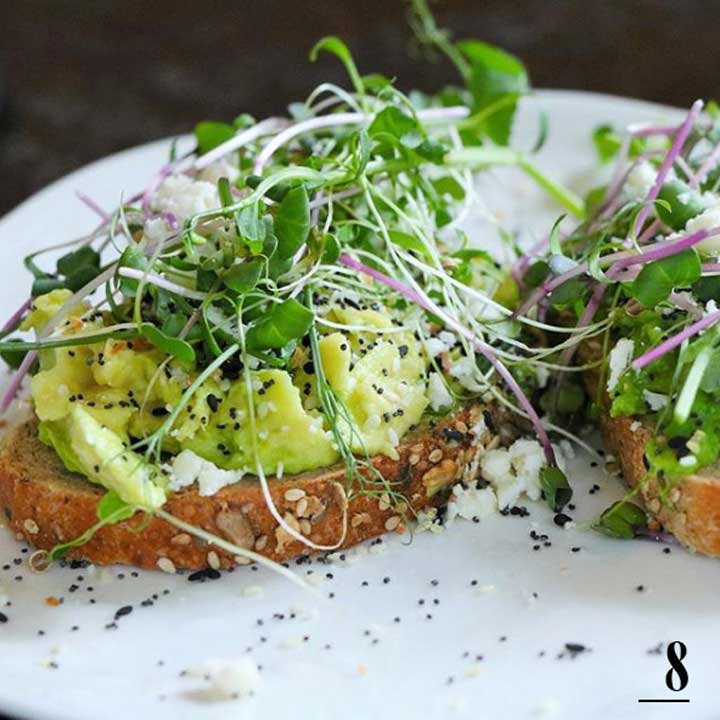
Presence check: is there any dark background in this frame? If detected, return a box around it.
[0,1,718,217]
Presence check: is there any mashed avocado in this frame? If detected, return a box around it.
[30,294,429,498]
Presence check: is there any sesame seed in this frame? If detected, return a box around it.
[157,558,176,574]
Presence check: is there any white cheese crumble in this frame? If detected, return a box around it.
[446,483,497,524]
[449,356,485,392]
[624,160,657,201]
[185,658,261,700]
[630,420,641,432]
[679,455,697,467]
[643,389,669,411]
[606,338,635,393]
[427,372,453,411]
[415,507,444,534]
[168,449,246,496]
[685,205,720,255]
[481,439,565,509]
[153,175,220,225]
[443,438,566,528]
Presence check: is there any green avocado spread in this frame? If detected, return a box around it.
[28,291,429,505]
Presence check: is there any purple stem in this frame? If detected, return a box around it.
[76,191,110,221]
[690,141,720,189]
[2,298,32,334]
[339,254,557,466]
[702,262,720,274]
[633,308,720,371]
[1,350,37,413]
[632,100,703,239]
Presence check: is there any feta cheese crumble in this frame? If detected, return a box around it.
[168,449,247,496]
[446,483,497,524]
[607,338,635,393]
[153,175,220,225]
[624,160,657,202]
[685,205,720,255]
[643,389,669,411]
[427,372,453,411]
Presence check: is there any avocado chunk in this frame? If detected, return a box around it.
[42,406,166,509]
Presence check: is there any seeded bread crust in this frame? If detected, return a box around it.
[600,413,720,556]
[580,344,720,556]
[0,403,512,570]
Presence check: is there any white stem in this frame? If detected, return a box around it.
[117,267,207,300]
[194,117,291,170]
[253,106,470,174]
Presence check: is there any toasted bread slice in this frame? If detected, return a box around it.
[600,413,720,555]
[0,403,511,569]
[580,346,720,556]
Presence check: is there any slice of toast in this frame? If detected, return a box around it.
[0,402,511,570]
[580,344,720,556]
[600,413,720,555]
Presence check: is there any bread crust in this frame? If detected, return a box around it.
[601,413,720,556]
[0,403,509,569]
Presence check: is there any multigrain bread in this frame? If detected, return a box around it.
[600,413,720,556]
[0,402,512,570]
[580,344,720,556]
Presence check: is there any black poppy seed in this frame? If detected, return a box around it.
[0,612,7,623]
[114,605,133,620]
[571,547,581,553]
[663,547,671,554]
[383,577,390,584]
[398,344,409,358]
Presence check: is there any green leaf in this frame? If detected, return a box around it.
[388,230,429,256]
[632,249,701,307]
[223,258,264,294]
[592,125,623,163]
[368,105,422,147]
[194,121,235,154]
[320,233,341,264]
[524,260,550,289]
[309,36,364,95]
[96,490,135,522]
[593,500,648,539]
[592,124,646,163]
[140,324,195,363]
[246,299,313,351]
[432,176,465,200]
[0,339,29,369]
[235,203,266,255]
[31,276,66,297]
[217,176,234,207]
[656,179,707,231]
[117,245,148,297]
[274,186,311,260]
[539,466,572,512]
[693,275,720,302]
[57,246,100,277]
[549,278,588,309]
[457,40,528,145]
[414,139,447,164]
[65,264,102,292]
[160,313,187,338]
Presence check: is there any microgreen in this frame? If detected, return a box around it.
[631,249,701,307]
[539,466,572,512]
[593,500,647,539]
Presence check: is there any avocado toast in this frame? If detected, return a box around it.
[0,8,586,573]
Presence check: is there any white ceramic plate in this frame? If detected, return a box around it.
[0,91,715,720]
